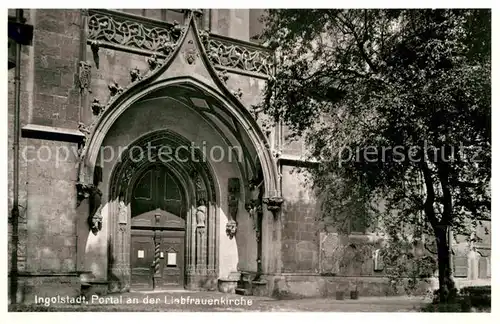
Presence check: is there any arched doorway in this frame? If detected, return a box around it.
[107,130,218,293]
[129,164,187,290]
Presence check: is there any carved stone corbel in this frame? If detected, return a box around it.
[76,182,94,207]
[263,196,284,213]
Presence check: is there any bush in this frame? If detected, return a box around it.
[421,286,491,312]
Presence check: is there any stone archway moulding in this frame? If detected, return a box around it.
[79,12,281,201]
[106,129,219,292]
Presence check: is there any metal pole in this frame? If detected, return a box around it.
[9,8,23,305]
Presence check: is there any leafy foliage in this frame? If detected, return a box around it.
[259,9,491,302]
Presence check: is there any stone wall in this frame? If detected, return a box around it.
[280,165,319,273]
[31,9,81,128]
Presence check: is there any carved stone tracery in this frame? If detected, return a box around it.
[88,11,184,54]
[86,10,273,78]
[206,37,273,76]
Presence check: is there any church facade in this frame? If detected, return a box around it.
[8,9,490,304]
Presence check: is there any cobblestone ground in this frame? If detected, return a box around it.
[10,290,431,312]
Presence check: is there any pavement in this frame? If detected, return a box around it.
[10,290,431,312]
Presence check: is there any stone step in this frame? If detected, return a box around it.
[235,288,252,296]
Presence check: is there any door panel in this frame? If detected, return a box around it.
[131,166,184,218]
[130,230,185,288]
[130,232,154,289]
[160,234,185,287]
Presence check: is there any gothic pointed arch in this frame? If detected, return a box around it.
[78,12,281,203]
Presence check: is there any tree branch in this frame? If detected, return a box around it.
[337,11,379,73]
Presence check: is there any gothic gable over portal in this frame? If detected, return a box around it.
[77,9,281,203]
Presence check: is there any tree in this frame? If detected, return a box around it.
[258,9,491,303]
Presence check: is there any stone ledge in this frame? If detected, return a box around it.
[15,271,82,277]
[21,124,84,143]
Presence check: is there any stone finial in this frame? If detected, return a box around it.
[148,54,159,70]
[159,41,175,56]
[78,122,91,136]
[130,67,142,82]
[192,9,203,16]
[91,98,104,116]
[199,29,210,44]
[232,88,243,99]
[217,70,229,84]
[108,81,123,97]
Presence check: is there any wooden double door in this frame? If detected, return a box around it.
[129,165,187,290]
[130,229,185,289]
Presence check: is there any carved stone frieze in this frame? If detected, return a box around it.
[206,37,273,76]
[86,10,273,77]
[88,11,184,54]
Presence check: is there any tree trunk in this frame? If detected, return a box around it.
[434,226,456,303]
